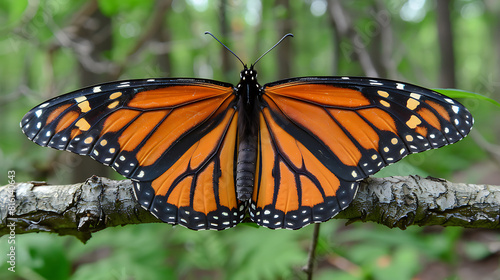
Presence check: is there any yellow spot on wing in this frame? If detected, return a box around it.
[406,98,420,110]
[377,90,389,98]
[406,115,422,129]
[78,101,91,113]
[110,92,122,99]
[108,101,119,109]
[75,118,91,131]
[74,96,91,112]
[84,137,93,144]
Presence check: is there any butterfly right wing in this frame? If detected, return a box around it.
[21,79,244,230]
[250,77,473,229]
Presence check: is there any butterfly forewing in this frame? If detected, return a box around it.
[249,77,473,229]
[21,78,245,230]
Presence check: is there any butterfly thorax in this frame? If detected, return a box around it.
[235,66,260,201]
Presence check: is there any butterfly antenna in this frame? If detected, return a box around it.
[252,33,294,67]
[205,31,246,68]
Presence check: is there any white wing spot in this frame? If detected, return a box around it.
[137,170,145,178]
[35,109,43,118]
[93,86,102,93]
[410,93,421,100]
[396,83,405,90]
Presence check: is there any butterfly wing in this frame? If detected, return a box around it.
[251,77,473,229]
[21,79,244,230]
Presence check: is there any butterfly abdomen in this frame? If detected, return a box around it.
[236,136,257,200]
[235,67,261,200]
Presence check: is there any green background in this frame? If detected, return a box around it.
[1,0,499,279]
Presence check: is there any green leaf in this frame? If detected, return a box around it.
[433,88,500,107]
[0,0,28,26]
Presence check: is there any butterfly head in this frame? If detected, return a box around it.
[237,65,260,91]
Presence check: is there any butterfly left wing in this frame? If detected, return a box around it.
[251,77,473,229]
[21,79,245,230]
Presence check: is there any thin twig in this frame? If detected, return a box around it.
[304,223,321,280]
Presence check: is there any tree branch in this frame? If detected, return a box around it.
[328,0,380,77]
[1,175,498,242]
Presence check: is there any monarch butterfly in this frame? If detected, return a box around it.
[21,33,473,230]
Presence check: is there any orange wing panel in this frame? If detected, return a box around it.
[102,109,141,134]
[358,108,398,133]
[254,108,341,212]
[267,83,371,107]
[46,104,71,125]
[149,107,238,211]
[128,85,233,108]
[263,95,361,166]
[192,162,218,213]
[426,100,451,122]
[119,111,168,152]
[136,96,229,166]
[417,107,441,130]
[55,111,79,134]
[330,110,380,150]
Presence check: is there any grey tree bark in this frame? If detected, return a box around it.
[1,175,498,243]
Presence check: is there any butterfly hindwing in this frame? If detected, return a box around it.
[251,105,357,229]
[21,78,245,230]
[249,77,473,229]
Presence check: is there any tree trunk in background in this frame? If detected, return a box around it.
[72,8,112,182]
[275,0,292,79]
[328,0,380,77]
[436,0,456,88]
[155,29,172,76]
[219,0,232,78]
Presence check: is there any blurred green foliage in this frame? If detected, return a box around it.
[1,0,499,279]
